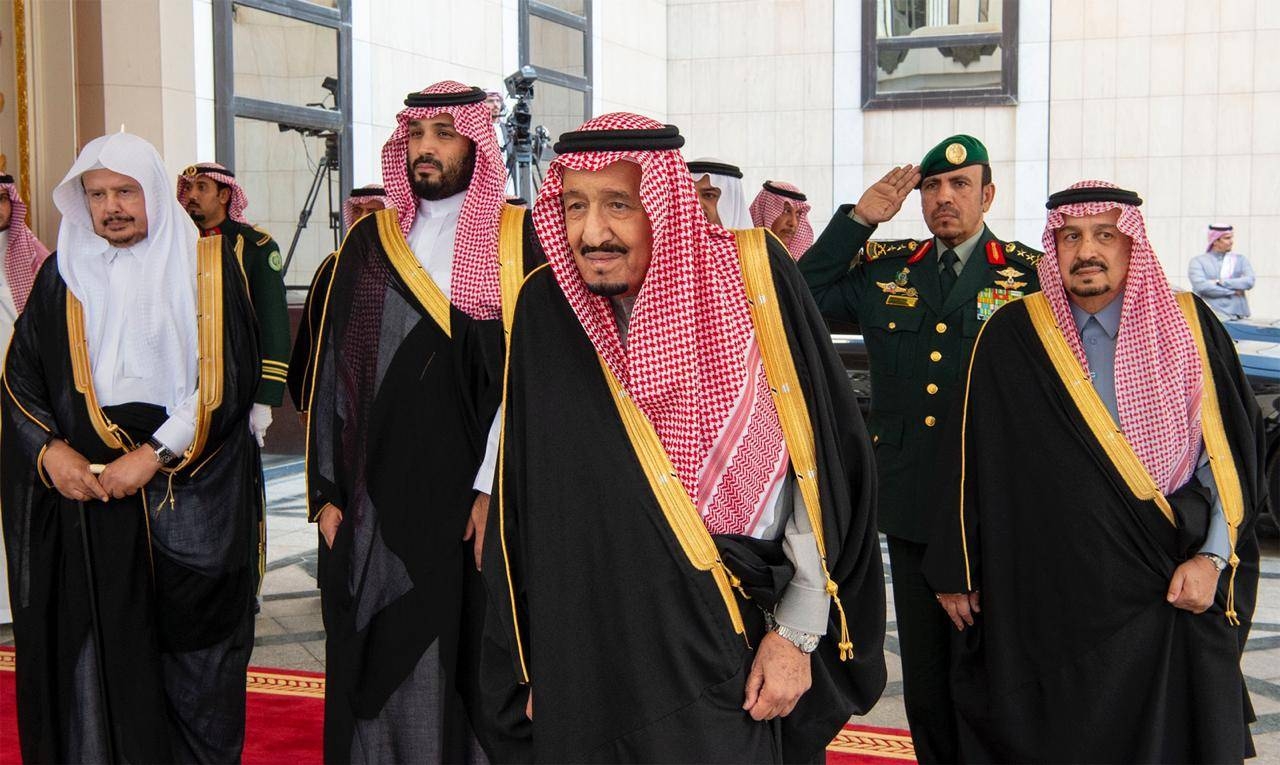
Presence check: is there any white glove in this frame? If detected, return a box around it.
[249,403,273,447]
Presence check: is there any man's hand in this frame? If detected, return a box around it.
[852,165,921,226]
[937,591,981,631]
[43,440,110,503]
[98,447,162,500]
[318,503,343,549]
[742,631,812,721]
[525,687,533,721]
[463,492,490,571]
[249,403,273,447]
[1166,556,1220,613]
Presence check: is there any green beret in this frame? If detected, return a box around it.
[917,134,990,188]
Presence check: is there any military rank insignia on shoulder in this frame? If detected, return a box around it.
[862,238,922,263]
[1002,240,1043,267]
[252,225,274,247]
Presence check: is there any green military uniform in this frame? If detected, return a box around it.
[798,135,1043,764]
[199,219,291,406]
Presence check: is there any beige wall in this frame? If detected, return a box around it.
[667,0,838,220]
[1047,0,1280,317]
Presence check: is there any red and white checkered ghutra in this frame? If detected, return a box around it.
[380,81,507,320]
[0,176,50,314]
[532,112,788,537]
[749,181,814,260]
[175,162,249,224]
[1038,179,1202,494]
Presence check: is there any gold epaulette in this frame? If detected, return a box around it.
[862,238,923,263]
[1001,240,1044,267]
[252,225,273,247]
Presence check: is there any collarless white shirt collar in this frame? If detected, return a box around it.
[405,191,466,298]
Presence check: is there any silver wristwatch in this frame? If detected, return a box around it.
[1198,552,1227,572]
[764,611,820,653]
[772,622,821,654]
[147,437,180,468]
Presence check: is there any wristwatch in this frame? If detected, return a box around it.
[1197,552,1227,572]
[765,612,821,654]
[147,437,181,468]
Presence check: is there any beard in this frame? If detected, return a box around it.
[408,144,477,201]
[187,208,206,224]
[585,281,629,297]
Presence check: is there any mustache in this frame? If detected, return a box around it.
[1070,258,1108,274]
[411,155,443,172]
[580,243,629,256]
[101,214,134,225]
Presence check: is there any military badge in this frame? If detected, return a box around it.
[876,278,919,308]
[945,142,967,165]
[268,250,283,271]
[995,266,1027,290]
[976,286,1022,321]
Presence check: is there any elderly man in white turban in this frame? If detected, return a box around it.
[1,132,262,762]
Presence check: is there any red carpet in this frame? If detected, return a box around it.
[1,647,910,763]
[0,646,323,764]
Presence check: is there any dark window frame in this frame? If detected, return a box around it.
[861,0,1018,110]
[518,0,593,122]
[211,0,353,220]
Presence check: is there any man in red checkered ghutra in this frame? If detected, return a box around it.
[481,113,887,762]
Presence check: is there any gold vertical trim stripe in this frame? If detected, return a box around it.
[13,0,32,226]
[1175,292,1245,624]
[65,293,126,451]
[953,301,1002,591]
[374,208,451,338]
[498,205,526,336]
[1024,293,1174,524]
[494,262,549,684]
[597,357,747,640]
[177,235,227,469]
[734,227,854,660]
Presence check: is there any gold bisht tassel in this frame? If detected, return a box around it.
[1225,553,1241,626]
[827,579,854,661]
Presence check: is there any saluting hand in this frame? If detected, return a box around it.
[98,447,163,499]
[743,631,812,721]
[853,164,922,225]
[43,439,110,503]
[937,590,981,631]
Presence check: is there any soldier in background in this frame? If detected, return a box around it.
[799,135,1043,763]
[178,162,290,447]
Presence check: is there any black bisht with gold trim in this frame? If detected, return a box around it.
[922,293,1263,763]
[1,237,262,763]
[304,205,540,762]
[482,231,886,762]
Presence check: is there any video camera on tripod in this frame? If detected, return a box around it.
[503,66,551,204]
[276,76,342,277]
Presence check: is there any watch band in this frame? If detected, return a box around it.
[147,437,180,468]
[1198,552,1227,572]
[764,611,821,654]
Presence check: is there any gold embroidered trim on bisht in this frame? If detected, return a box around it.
[1024,292,1174,524]
[375,208,451,338]
[734,227,855,660]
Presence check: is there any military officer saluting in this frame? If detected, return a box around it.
[178,162,290,446]
[799,135,1042,764]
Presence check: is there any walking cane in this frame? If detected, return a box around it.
[79,466,119,763]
